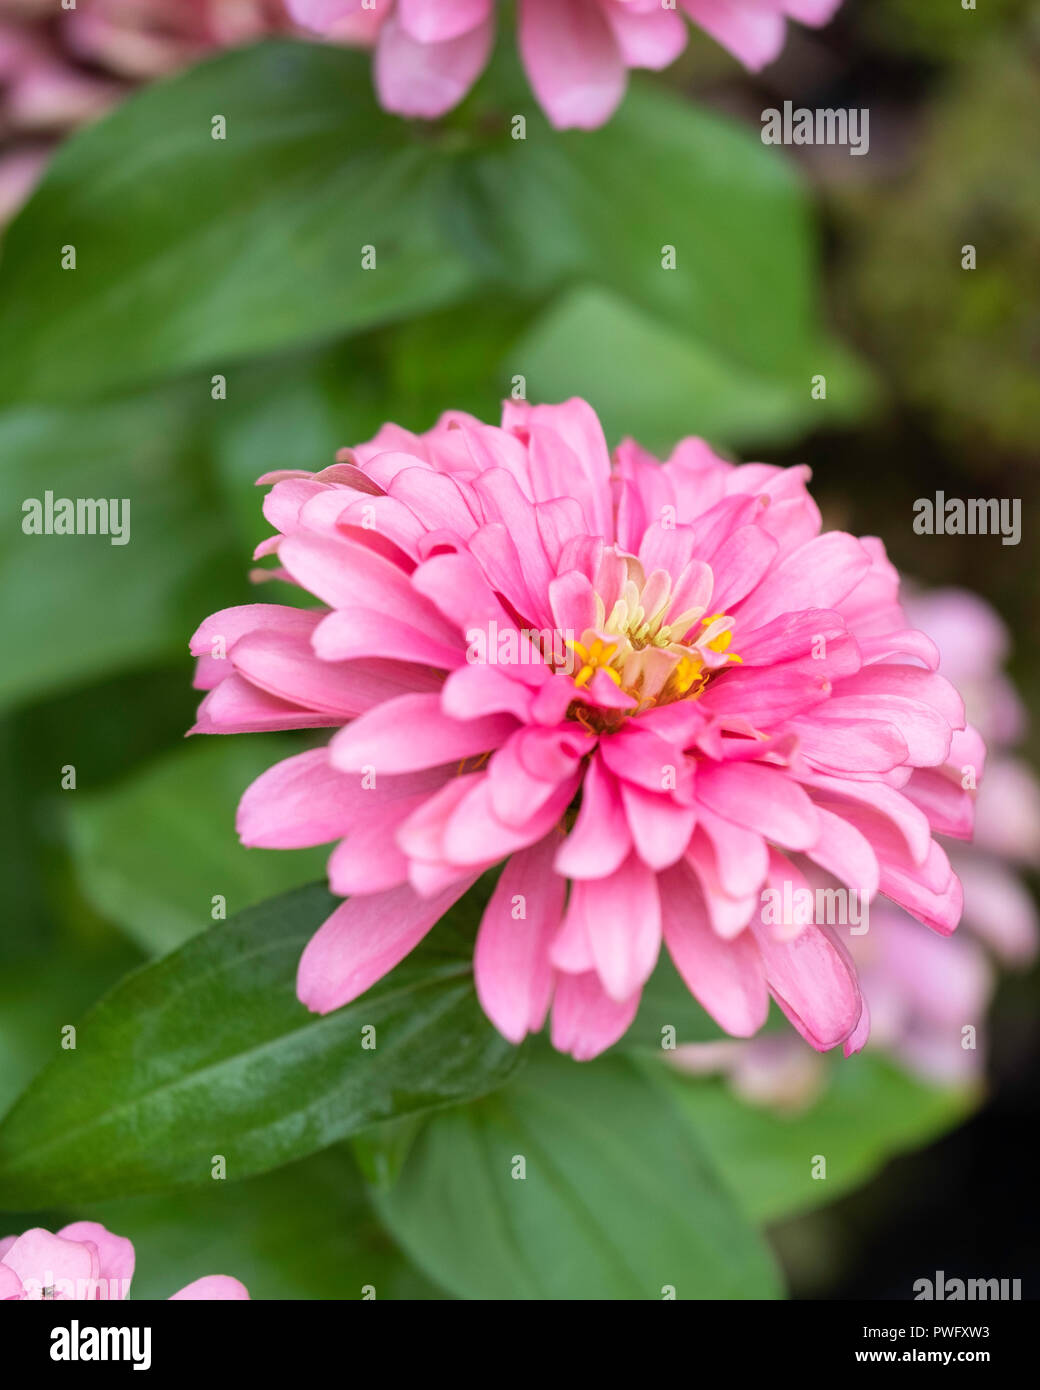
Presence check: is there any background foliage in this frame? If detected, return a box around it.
[0,6,1035,1299]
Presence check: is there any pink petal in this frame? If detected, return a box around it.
[397,0,494,45]
[441,664,535,723]
[576,854,662,1001]
[750,920,863,1051]
[696,806,769,897]
[231,628,416,718]
[441,770,581,866]
[1,1229,99,1299]
[239,748,374,849]
[801,773,932,865]
[329,693,517,773]
[312,608,464,670]
[659,861,769,1036]
[681,0,787,71]
[57,1222,134,1296]
[732,532,871,633]
[603,0,688,69]
[375,12,494,118]
[474,834,564,1043]
[804,805,880,899]
[190,674,339,735]
[297,879,477,1014]
[550,970,641,1060]
[685,832,760,939]
[620,782,697,870]
[880,841,962,937]
[554,754,632,880]
[786,715,910,774]
[902,769,975,840]
[518,0,626,130]
[169,1275,250,1301]
[695,760,820,851]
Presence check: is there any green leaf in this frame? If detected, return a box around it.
[657,1052,977,1225]
[68,736,329,954]
[477,81,814,366]
[372,1052,783,1300]
[510,285,873,455]
[474,79,874,441]
[0,386,240,711]
[0,884,520,1208]
[351,1116,425,1194]
[0,42,478,403]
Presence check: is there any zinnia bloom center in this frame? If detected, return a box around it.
[563,553,741,728]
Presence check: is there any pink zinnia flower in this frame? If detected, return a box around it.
[287,0,844,128]
[191,399,977,1063]
[0,1223,248,1301]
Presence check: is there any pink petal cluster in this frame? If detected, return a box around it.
[676,587,1038,1096]
[191,398,977,1063]
[0,0,287,222]
[0,1222,248,1301]
[287,0,844,128]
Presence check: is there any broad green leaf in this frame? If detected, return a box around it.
[0,884,520,1208]
[0,386,242,711]
[351,1116,425,1194]
[68,736,329,954]
[510,285,873,455]
[373,1052,783,1300]
[473,82,813,368]
[657,1053,977,1224]
[0,43,478,402]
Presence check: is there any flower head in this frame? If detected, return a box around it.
[287,0,844,128]
[192,398,977,1062]
[0,1222,248,1301]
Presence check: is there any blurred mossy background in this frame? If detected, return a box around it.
[0,1,1036,1298]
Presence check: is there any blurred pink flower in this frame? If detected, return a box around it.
[903,589,1040,919]
[287,0,844,127]
[191,398,975,1062]
[0,1222,248,1301]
